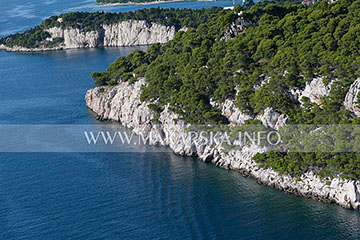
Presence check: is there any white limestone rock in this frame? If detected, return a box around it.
[102,21,175,47]
[47,27,64,39]
[221,99,252,125]
[298,77,332,105]
[85,78,155,127]
[344,78,360,117]
[64,28,101,48]
[256,107,289,130]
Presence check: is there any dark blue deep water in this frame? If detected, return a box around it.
[1,0,360,239]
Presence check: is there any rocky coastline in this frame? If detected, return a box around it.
[0,20,176,52]
[85,78,360,210]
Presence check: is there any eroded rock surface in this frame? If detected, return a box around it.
[344,78,360,117]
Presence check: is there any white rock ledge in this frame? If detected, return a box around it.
[85,79,360,210]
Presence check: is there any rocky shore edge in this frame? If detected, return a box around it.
[0,44,64,52]
[85,78,360,210]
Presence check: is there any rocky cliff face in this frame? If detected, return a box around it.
[344,78,360,117]
[47,20,176,49]
[1,20,177,52]
[85,79,360,210]
[47,27,102,48]
[85,78,155,127]
[102,21,175,47]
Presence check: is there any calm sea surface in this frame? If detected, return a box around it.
[0,0,360,239]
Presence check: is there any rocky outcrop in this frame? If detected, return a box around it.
[293,77,333,105]
[256,107,289,130]
[2,20,177,52]
[102,21,175,47]
[85,79,360,210]
[344,78,360,117]
[220,23,245,42]
[47,27,102,48]
[85,78,155,127]
[221,100,288,130]
[221,99,252,125]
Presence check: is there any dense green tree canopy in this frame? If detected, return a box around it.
[94,0,360,122]
[92,0,360,179]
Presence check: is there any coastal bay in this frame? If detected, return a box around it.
[1,0,360,239]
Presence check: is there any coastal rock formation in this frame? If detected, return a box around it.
[85,78,154,127]
[47,27,102,48]
[102,21,175,47]
[344,78,360,117]
[2,20,177,52]
[85,79,360,210]
[48,20,176,49]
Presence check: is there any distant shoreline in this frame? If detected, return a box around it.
[96,0,215,7]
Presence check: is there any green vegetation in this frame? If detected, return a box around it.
[254,152,360,180]
[92,0,360,180]
[0,8,221,48]
[0,26,60,49]
[42,8,222,31]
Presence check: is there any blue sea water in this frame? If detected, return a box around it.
[0,0,360,239]
[0,0,233,37]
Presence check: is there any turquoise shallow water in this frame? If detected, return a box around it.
[1,0,360,239]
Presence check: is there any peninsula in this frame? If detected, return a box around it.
[86,0,360,210]
[0,8,220,51]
